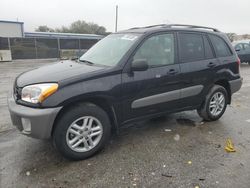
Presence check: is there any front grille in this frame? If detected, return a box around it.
[13,81,21,101]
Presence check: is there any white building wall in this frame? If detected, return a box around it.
[0,50,12,61]
[0,22,23,37]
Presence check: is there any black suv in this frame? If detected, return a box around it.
[8,24,242,160]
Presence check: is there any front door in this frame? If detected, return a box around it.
[235,43,250,62]
[121,33,182,123]
[242,43,250,62]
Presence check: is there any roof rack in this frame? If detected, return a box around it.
[129,24,167,30]
[129,24,220,32]
[165,24,220,32]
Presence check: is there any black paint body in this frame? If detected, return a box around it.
[14,27,241,129]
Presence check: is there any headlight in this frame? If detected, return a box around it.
[21,83,58,104]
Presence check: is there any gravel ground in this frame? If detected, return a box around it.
[0,60,250,188]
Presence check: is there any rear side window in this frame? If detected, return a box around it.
[178,33,204,62]
[209,35,232,57]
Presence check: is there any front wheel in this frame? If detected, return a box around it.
[197,85,228,121]
[53,103,111,160]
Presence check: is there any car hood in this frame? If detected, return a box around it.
[16,60,107,87]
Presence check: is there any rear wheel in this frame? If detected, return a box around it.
[53,103,111,160]
[197,85,228,121]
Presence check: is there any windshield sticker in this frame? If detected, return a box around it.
[121,35,138,41]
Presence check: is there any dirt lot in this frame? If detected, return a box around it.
[0,60,250,188]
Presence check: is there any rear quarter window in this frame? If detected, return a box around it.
[203,35,214,59]
[209,35,232,57]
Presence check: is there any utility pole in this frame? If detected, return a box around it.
[115,5,118,32]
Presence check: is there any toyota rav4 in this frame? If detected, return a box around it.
[8,24,242,160]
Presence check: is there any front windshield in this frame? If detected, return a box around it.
[79,33,141,66]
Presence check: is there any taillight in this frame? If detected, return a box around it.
[237,57,241,66]
[237,57,241,73]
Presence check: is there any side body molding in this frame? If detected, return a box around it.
[180,85,204,98]
[131,85,204,109]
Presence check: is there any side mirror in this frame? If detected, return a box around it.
[71,56,79,61]
[131,59,148,72]
[235,47,241,52]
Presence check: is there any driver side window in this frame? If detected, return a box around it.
[133,33,175,67]
[243,43,250,50]
[235,44,243,50]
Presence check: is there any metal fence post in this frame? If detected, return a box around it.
[7,37,11,51]
[78,39,81,57]
[57,38,60,59]
[34,38,38,59]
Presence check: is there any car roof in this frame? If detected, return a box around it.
[117,24,222,35]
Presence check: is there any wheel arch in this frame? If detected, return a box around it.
[214,79,231,104]
[51,96,120,137]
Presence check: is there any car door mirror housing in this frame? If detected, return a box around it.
[235,47,241,52]
[131,59,149,71]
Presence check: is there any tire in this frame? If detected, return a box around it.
[197,85,228,121]
[53,103,111,161]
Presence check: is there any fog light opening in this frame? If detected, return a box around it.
[21,118,31,134]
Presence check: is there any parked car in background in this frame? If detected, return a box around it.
[233,41,250,65]
[8,24,242,160]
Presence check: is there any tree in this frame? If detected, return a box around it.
[55,26,70,33]
[55,20,107,35]
[36,20,108,35]
[35,25,54,32]
[226,33,236,42]
[242,34,250,39]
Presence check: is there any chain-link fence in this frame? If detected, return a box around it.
[0,37,99,60]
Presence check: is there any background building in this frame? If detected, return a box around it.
[0,20,103,61]
[0,20,24,38]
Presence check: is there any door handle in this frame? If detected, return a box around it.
[207,62,216,68]
[167,69,178,75]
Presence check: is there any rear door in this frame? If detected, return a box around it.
[121,33,182,122]
[177,32,219,107]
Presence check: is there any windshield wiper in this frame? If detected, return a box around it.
[78,59,95,65]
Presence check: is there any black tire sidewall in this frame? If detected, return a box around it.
[205,86,228,121]
[53,103,111,161]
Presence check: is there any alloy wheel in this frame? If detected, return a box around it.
[66,116,103,152]
[209,92,225,116]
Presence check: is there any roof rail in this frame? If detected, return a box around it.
[129,24,167,30]
[128,24,220,32]
[165,24,220,32]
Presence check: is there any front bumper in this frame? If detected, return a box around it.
[229,78,243,94]
[8,93,62,139]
